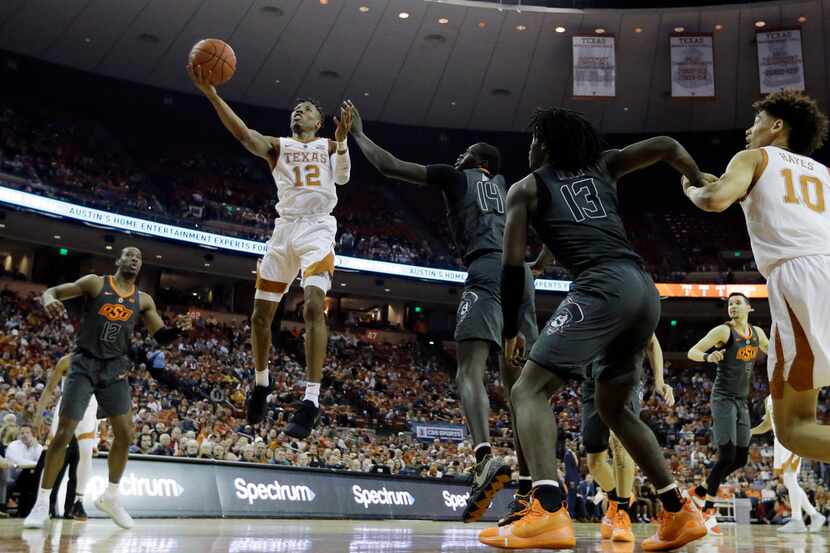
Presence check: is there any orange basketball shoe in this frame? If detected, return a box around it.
[642,499,707,551]
[611,509,635,543]
[600,500,618,540]
[479,497,576,550]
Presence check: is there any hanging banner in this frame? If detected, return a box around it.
[756,29,805,94]
[573,36,616,97]
[670,34,715,98]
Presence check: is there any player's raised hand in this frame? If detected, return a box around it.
[344,100,363,136]
[43,297,67,319]
[186,63,216,96]
[706,349,725,363]
[174,314,193,332]
[655,383,675,407]
[334,102,353,142]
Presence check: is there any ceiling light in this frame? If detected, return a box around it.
[516,25,527,31]
[623,106,629,111]
[275,79,280,84]
[595,28,606,34]
[478,21,487,28]
[384,288,391,292]
[398,12,410,19]
[438,18,449,25]
[634,27,643,33]
[674,26,685,33]
[192,292,197,296]
[798,16,807,23]
[319,0,328,4]
[204,263,211,267]
[0,223,5,229]
[105,245,113,250]
[714,24,724,31]
[450,101,456,106]
[755,20,766,28]
[359,6,369,13]
[53,235,61,239]
[555,26,566,33]
[340,283,347,287]
[251,270,256,274]
[156,255,163,259]
[83,37,91,44]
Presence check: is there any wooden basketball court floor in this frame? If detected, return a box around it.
[0,519,826,552]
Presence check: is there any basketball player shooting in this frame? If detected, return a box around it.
[187,63,352,439]
[24,247,192,529]
[682,91,830,463]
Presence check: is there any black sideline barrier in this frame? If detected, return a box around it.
[81,456,513,521]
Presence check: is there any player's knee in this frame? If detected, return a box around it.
[52,426,75,448]
[303,289,325,322]
[112,423,134,444]
[251,307,271,331]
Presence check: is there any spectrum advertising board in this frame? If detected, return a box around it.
[78,457,513,521]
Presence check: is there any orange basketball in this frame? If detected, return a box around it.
[189,39,236,86]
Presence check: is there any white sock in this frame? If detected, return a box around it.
[255,370,269,387]
[783,472,803,521]
[35,487,51,505]
[104,482,119,499]
[77,439,94,498]
[303,382,321,407]
[656,483,677,494]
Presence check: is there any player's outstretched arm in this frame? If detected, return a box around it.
[501,176,536,358]
[42,274,102,319]
[139,292,193,344]
[345,100,428,185]
[330,102,353,185]
[751,405,773,436]
[687,325,730,363]
[647,335,675,406]
[682,149,763,212]
[187,64,276,165]
[604,136,705,184]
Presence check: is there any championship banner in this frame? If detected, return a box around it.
[670,34,715,98]
[573,35,616,97]
[655,283,768,299]
[756,29,805,94]
[409,421,467,443]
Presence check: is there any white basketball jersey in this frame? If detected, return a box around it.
[272,137,338,218]
[740,146,830,277]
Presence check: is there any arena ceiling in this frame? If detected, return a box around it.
[0,0,827,133]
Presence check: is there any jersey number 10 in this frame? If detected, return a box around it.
[782,168,825,213]
[292,165,322,188]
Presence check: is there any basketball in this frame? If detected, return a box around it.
[189,39,236,86]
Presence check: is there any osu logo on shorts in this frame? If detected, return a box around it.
[98,303,134,322]
[545,297,585,336]
[457,291,479,323]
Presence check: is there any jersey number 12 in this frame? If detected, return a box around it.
[293,165,321,188]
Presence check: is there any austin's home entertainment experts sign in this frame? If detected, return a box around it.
[573,36,615,97]
[670,34,715,98]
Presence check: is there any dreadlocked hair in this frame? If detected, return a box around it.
[753,91,828,156]
[294,97,326,121]
[529,107,604,171]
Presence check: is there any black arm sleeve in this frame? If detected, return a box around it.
[501,264,526,339]
[426,164,465,206]
[153,327,182,346]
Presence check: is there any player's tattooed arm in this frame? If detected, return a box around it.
[683,149,763,212]
[687,324,730,363]
[345,100,428,185]
[42,274,103,318]
[604,136,705,184]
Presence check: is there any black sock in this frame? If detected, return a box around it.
[704,500,715,511]
[616,499,630,513]
[695,485,707,498]
[534,485,563,512]
[518,478,532,496]
[475,444,492,464]
[607,488,618,503]
[659,487,684,513]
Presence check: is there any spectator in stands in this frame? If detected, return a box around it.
[4,424,42,516]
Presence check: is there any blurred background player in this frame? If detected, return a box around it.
[583,334,674,543]
[33,354,95,521]
[188,64,352,439]
[347,101,538,522]
[752,394,827,533]
[24,247,192,529]
[687,292,768,534]
[489,108,707,551]
[683,91,830,463]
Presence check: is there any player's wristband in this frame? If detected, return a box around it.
[705,353,713,363]
[501,264,526,339]
[154,327,182,346]
[336,140,348,154]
